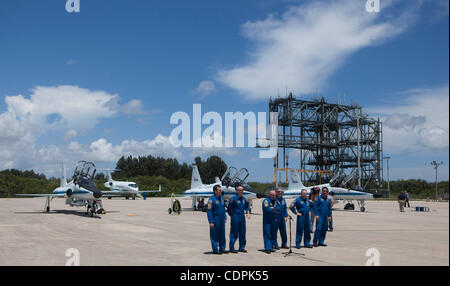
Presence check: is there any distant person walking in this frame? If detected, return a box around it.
[404,190,410,208]
[398,192,406,212]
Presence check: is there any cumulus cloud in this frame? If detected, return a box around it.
[367,83,449,154]
[193,80,216,98]
[418,126,449,149]
[218,0,421,99]
[0,85,165,174]
[4,85,120,133]
[122,99,147,115]
[64,130,78,141]
[12,135,183,177]
[384,114,426,130]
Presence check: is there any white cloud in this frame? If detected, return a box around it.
[193,80,216,98]
[17,135,183,177]
[418,126,449,149]
[367,83,449,154]
[384,114,426,130]
[64,130,78,141]
[0,85,120,169]
[0,85,163,174]
[218,0,420,99]
[122,99,147,115]
[4,85,119,133]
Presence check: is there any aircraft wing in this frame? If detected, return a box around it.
[172,194,209,199]
[282,194,300,199]
[138,185,162,194]
[15,193,65,198]
[101,191,124,197]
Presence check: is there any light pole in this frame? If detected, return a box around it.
[431,160,443,200]
[383,156,391,195]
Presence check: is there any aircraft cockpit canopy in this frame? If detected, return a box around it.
[73,161,96,181]
[221,167,249,188]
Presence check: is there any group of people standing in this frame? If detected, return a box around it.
[206,184,334,255]
[262,187,333,253]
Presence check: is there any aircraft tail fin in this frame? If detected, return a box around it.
[191,165,203,189]
[106,169,113,182]
[288,169,305,190]
[60,161,67,188]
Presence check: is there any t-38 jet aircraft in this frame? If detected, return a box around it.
[16,161,106,217]
[180,165,258,211]
[101,169,161,200]
[283,169,374,212]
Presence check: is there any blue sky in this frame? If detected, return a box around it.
[0,0,448,182]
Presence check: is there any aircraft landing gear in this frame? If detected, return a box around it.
[357,200,366,212]
[44,197,51,213]
[87,203,97,217]
[344,202,355,210]
[132,195,136,200]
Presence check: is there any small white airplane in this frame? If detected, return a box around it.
[180,165,258,211]
[102,169,161,200]
[283,169,374,212]
[15,161,106,217]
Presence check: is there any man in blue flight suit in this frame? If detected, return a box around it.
[227,186,251,253]
[273,188,288,249]
[262,190,280,254]
[313,187,332,247]
[289,189,313,248]
[207,185,228,254]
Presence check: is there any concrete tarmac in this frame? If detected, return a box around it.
[0,197,448,266]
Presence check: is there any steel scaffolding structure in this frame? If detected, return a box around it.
[264,93,383,192]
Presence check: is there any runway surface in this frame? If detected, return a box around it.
[0,197,448,265]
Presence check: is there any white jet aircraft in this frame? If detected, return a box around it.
[181,165,258,211]
[16,161,106,217]
[283,169,374,212]
[102,169,161,200]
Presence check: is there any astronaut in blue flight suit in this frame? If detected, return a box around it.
[313,187,332,247]
[273,188,288,249]
[289,189,313,248]
[227,186,251,253]
[262,190,280,254]
[207,185,228,254]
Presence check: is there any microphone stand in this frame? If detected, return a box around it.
[282,215,305,257]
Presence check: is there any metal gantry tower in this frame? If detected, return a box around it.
[265,93,383,193]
